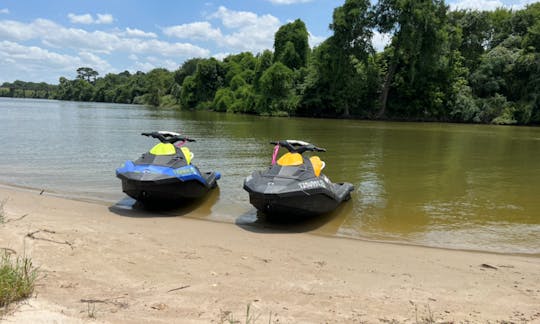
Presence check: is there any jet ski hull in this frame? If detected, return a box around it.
[244,171,354,216]
[246,189,351,216]
[116,161,219,203]
[118,174,217,202]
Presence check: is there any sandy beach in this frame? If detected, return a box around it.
[0,186,539,323]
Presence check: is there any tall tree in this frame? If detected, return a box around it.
[328,0,373,116]
[258,62,295,114]
[76,67,99,83]
[375,0,448,118]
[274,19,310,70]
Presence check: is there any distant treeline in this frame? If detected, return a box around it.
[0,80,57,99]
[2,0,540,125]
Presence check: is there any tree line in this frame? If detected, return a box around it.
[2,0,539,125]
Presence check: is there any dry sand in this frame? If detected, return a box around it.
[0,186,539,323]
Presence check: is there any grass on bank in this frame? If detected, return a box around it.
[220,303,272,324]
[0,198,6,224]
[0,252,38,315]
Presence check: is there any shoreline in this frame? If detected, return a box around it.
[1,181,538,258]
[1,186,539,323]
[3,97,540,128]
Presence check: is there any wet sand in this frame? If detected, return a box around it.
[0,186,539,323]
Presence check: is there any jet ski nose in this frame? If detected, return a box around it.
[140,171,156,181]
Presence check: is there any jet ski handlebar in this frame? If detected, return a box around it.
[141,131,196,144]
[270,140,326,154]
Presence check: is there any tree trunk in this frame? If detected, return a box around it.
[377,60,397,118]
[377,33,401,119]
[343,105,350,118]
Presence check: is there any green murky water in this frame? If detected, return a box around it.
[1,98,539,253]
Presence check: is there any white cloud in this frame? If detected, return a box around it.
[0,40,79,67]
[211,6,279,30]
[68,13,114,25]
[123,39,210,57]
[210,6,281,52]
[146,56,179,71]
[132,61,156,72]
[68,13,94,24]
[213,52,230,61]
[449,0,503,10]
[125,27,157,38]
[267,0,313,4]
[163,6,281,53]
[164,5,331,54]
[0,8,9,14]
[96,14,113,24]
[130,57,180,72]
[78,51,113,70]
[449,0,540,11]
[0,40,114,82]
[0,20,29,40]
[372,31,391,52]
[0,18,209,58]
[163,22,222,41]
[509,0,540,10]
[308,32,326,48]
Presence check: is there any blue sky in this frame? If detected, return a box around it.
[0,0,537,84]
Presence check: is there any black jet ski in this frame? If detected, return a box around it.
[243,140,354,216]
[116,131,220,203]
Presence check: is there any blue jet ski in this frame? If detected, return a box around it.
[116,131,220,203]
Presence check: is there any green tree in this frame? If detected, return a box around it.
[300,0,374,117]
[448,10,491,71]
[180,76,198,109]
[192,58,225,105]
[143,68,174,107]
[375,0,450,118]
[258,62,295,114]
[174,58,202,86]
[76,67,99,83]
[254,50,274,92]
[274,19,310,70]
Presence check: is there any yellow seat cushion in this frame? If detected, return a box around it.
[149,143,192,165]
[180,147,192,165]
[150,143,176,155]
[309,156,324,177]
[277,153,324,177]
[277,153,303,166]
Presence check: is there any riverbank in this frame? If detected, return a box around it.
[0,186,539,323]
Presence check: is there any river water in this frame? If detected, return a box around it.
[1,98,539,254]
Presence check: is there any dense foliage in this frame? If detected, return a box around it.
[2,1,540,124]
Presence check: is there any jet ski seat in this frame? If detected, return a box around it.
[148,143,193,165]
[277,153,325,177]
[180,147,193,165]
[277,153,303,166]
[309,156,325,177]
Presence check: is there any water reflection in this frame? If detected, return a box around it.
[109,187,221,218]
[235,200,352,234]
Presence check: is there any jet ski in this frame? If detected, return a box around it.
[116,131,220,203]
[243,140,354,216]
